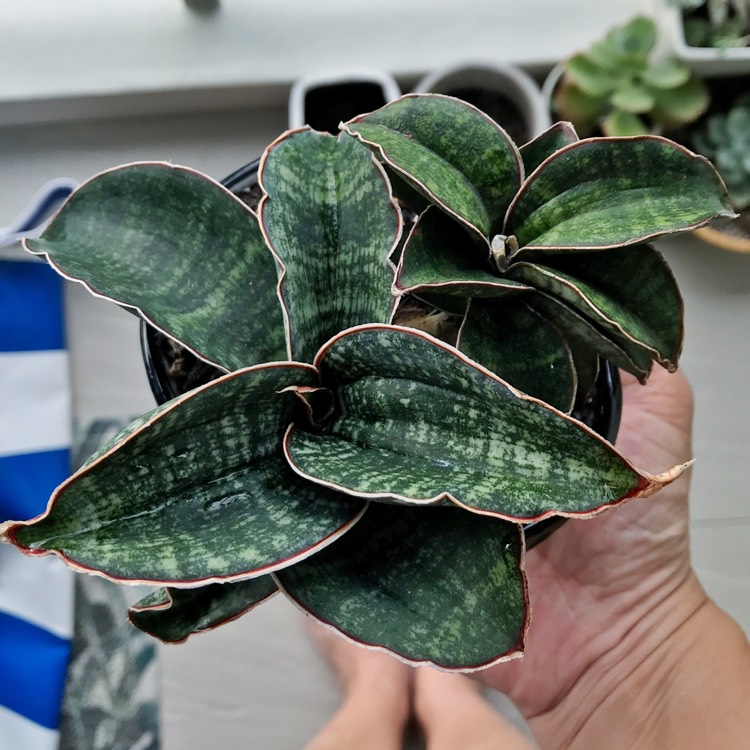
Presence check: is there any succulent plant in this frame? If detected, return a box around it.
[692,94,750,210]
[672,0,750,47]
[0,94,733,671]
[554,15,709,137]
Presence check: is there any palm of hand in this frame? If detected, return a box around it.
[478,367,697,722]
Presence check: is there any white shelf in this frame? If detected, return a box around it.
[1,0,645,125]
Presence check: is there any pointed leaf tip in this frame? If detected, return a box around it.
[638,460,693,499]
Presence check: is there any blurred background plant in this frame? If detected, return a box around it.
[552,15,709,136]
[692,93,750,211]
[671,0,750,47]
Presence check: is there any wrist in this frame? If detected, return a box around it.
[531,574,750,749]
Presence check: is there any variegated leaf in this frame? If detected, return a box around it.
[526,293,653,382]
[396,207,529,298]
[343,94,522,240]
[276,503,528,670]
[285,325,686,520]
[507,244,683,369]
[259,130,401,363]
[2,364,366,584]
[505,137,735,256]
[519,122,579,176]
[128,576,278,643]
[457,299,576,412]
[25,164,286,372]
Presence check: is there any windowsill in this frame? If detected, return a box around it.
[1,0,645,126]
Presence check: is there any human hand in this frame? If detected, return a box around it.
[476,366,708,746]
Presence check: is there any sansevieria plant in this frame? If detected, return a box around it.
[0,94,734,671]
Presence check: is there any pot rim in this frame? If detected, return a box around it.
[288,68,401,130]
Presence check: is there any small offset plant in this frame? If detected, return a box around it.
[692,93,750,210]
[672,0,750,47]
[0,94,734,670]
[554,15,709,137]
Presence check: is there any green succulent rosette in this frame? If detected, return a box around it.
[553,15,709,137]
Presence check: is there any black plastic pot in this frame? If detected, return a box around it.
[141,159,622,550]
[288,70,401,134]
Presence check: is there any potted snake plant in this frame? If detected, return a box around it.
[0,93,734,671]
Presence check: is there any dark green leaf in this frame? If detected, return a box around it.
[276,503,528,669]
[457,298,576,412]
[128,577,278,643]
[509,244,683,368]
[396,208,529,298]
[526,293,653,382]
[285,325,684,519]
[25,164,286,371]
[260,130,400,363]
[506,137,735,254]
[343,93,522,238]
[519,122,579,176]
[5,364,366,583]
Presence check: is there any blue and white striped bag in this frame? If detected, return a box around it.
[0,181,77,750]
